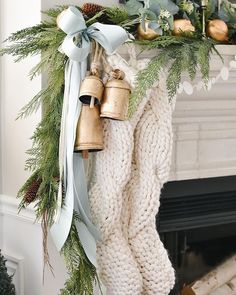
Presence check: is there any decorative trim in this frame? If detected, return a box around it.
[0,195,36,295]
[3,253,24,295]
[178,57,236,96]
[0,194,36,223]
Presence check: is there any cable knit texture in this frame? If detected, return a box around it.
[89,51,175,295]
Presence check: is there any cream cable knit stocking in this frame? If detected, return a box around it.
[89,55,151,295]
[127,81,175,295]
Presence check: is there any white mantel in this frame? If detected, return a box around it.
[171,45,236,180]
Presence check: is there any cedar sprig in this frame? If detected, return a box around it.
[60,214,100,295]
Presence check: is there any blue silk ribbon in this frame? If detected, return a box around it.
[50,6,128,266]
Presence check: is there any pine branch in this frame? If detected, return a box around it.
[60,215,99,295]
[128,51,168,117]
[128,38,216,116]
[42,5,69,19]
[197,40,213,85]
[105,6,129,24]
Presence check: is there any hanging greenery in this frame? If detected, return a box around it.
[0,0,235,294]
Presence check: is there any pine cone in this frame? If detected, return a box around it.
[24,178,42,204]
[81,3,104,17]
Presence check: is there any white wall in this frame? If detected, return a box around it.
[0,1,67,294]
[0,0,42,196]
[0,0,43,293]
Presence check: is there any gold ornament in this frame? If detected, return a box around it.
[100,70,131,121]
[206,19,228,42]
[173,19,195,36]
[137,21,159,40]
[74,105,103,152]
[79,74,104,105]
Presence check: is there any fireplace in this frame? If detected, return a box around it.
[158,176,236,294]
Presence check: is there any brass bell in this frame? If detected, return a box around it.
[79,75,104,105]
[100,70,131,121]
[74,104,103,152]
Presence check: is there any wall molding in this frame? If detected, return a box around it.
[4,253,25,295]
[0,194,36,223]
[0,195,42,295]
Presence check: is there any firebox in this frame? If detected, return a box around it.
[158,176,236,294]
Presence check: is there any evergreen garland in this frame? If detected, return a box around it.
[128,36,217,116]
[0,251,16,295]
[0,1,233,293]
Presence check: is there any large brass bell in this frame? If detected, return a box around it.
[79,74,104,105]
[74,104,103,152]
[100,70,131,121]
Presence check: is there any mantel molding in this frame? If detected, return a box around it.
[118,44,236,60]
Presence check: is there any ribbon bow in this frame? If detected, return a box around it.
[50,6,128,266]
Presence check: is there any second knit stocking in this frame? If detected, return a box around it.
[127,80,175,295]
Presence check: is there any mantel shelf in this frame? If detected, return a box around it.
[118,44,236,60]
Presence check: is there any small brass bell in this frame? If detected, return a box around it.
[74,105,103,152]
[100,70,131,121]
[79,74,104,105]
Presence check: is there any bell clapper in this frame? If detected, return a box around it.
[82,150,89,159]
[90,96,95,108]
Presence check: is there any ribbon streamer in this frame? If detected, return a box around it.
[50,6,128,266]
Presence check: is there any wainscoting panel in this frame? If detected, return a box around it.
[0,195,67,295]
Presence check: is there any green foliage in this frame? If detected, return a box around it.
[43,5,69,19]
[128,50,168,115]
[105,6,129,24]
[0,251,16,295]
[105,6,139,32]
[218,0,236,24]
[129,36,216,116]
[125,0,143,16]
[60,215,99,295]
[205,0,217,20]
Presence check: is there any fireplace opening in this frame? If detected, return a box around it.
[158,176,236,294]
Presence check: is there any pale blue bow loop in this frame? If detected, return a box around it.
[51,5,128,267]
[59,6,87,35]
[61,34,91,61]
[88,23,129,54]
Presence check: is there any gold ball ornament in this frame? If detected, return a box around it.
[173,19,195,36]
[137,21,159,40]
[207,20,228,42]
